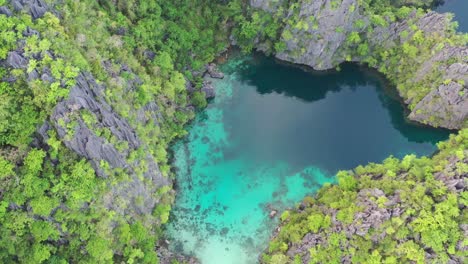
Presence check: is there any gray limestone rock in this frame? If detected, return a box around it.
[6,51,28,69]
[27,0,48,19]
[52,73,137,167]
[408,47,468,129]
[143,49,156,61]
[409,81,468,129]
[27,69,39,81]
[11,0,23,11]
[250,0,467,129]
[34,121,51,147]
[264,153,466,263]
[206,63,224,79]
[23,26,40,37]
[202,80,216,99]
[51,72,170,217]
[0,6,12,16]
[275,0,363,70]
[185,79,195,93]
[249,0,285,13]
[10,0,48,19]
[41,72,54,83]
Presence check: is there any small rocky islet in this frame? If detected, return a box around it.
[0,0,466,264]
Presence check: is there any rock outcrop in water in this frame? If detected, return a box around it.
[250,0,467,129]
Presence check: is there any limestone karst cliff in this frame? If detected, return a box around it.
[0,0,466,263]
[250,0,467,129]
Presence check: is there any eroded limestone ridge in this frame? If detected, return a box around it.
[1,1,170,220]
[251,0,467,130]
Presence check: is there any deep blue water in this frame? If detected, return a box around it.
[165,54,450,263]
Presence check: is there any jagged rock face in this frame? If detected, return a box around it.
[52,74,134,172]
[10,0,48,19]
[201,80,216,99]
[276,0,363,70]
[250,0,468,129]
[409,47,468,129]
[0,6,12,16]
[287,188,398,264]
[5,51,28,69]
[3,1,171,218]
[274,4,456,69]
[367,11,453,49]
[372,12,468,129]
[435,156,466,193]
[51,72,170,216]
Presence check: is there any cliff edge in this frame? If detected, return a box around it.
[249,0,467,129]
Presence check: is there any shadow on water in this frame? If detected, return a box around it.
[234,53,450,146]
[375,77,454,144]
[166,52,454,264]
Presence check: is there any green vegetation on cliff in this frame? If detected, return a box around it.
[242,0,467,129]
[0,0,466,263]
[263,129,467,264]
[0,0,230,263]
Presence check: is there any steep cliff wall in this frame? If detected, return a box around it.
[249,0,467,129]
[51,72,170,216]
[0,0,207,262]
[0,0,466,263]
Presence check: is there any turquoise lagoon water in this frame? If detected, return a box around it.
[165,54,450,264]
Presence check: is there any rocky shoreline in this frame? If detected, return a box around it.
[246,0,467,263]
[250,0,467,130]
[260,132,467,263]
[1,0,466,263]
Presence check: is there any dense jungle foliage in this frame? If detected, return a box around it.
[263,129,467,264]
[263,129,468,264]
[0,0,231,263]
[0,0,466,263]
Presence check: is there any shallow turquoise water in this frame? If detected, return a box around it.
[165,54,449,263]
